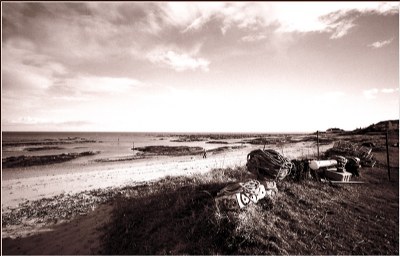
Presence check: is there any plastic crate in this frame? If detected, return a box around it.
[325,170,352,182]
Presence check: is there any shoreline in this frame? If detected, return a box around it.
[1,138,335,249]
[2,141,329,210]
[1,146,246,210]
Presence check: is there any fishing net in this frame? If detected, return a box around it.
[288,159,313,181]
[215,180,277,211]
[325,141,376,167]
[246,149,293,180]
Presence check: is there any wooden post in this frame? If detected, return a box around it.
[317,131,320,160]
[386,131,390,181]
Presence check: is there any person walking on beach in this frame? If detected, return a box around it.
[203,149,207,159]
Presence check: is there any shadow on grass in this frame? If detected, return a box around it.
[103,183,225,254]
[100,168,282,255]
[3,166,397,255]
[101,166,399,255]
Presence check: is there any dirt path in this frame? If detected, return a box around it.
[2,202,113,254]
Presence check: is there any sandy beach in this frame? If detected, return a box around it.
[2,141,330,210]
[2,147,244,209]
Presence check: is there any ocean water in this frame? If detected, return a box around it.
[1,131,247,161]
[2,132,142,159]
[1,131,326,182]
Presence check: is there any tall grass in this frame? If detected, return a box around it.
[100,165,398,255]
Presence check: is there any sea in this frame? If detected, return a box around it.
[1,131,256,161]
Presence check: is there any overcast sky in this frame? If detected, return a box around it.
[2,2,399,133]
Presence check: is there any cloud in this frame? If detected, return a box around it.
[241,34,268,42]
[169,2,398,39]
[166,2,232,33]
[324,91,346,99]
[3,36,144,95]
[276,2,398,42]
[3,117,93,131]
[381,88,400,93]
[45,75,145,106]
[2,3,161,65]
[368,38,394,49]
[363,88,379,99]
[10,117,53,125]
[3,2,397,68]
[8,117,90,125]
[148,50,210,72]
[2,38,67,90]
[363,87,399,99]
[328,17,357,39]
[67,76,144,94]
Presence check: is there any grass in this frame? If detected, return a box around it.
[100,162,399,254]
[374,147,399,167]
[373,147,399,182]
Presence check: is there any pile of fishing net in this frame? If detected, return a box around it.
[324,141,376,167]
[215,179,278,211]
[246,149,293,180]
[288,159,314,181]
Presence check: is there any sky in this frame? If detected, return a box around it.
[1,1,399,133]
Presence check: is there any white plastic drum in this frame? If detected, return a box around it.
[309,159,337,170]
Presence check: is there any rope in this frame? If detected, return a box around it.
[214,180,270,210]
[246,149,293,180]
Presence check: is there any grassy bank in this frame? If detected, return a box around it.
[100,163,398,254]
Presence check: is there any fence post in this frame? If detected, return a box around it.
[317,130,320,160]
[385,131,390,181]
